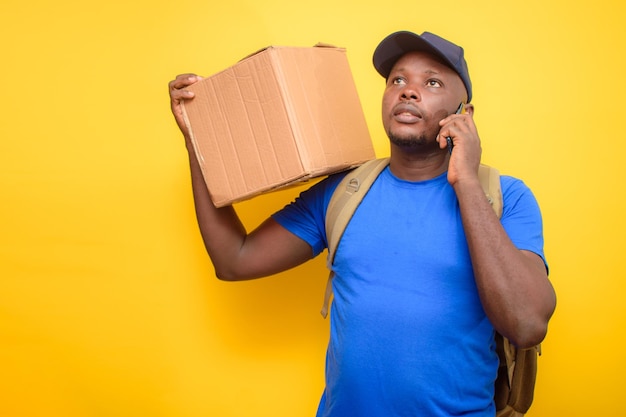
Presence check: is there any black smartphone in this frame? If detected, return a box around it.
[446,103,465,154]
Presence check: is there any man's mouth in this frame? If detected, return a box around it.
[393,104,422,123]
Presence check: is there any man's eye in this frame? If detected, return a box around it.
[427,79,442,87]
[392,77,406,85]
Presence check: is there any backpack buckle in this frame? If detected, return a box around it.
[347,178,361,193]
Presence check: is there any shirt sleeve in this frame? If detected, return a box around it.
[500,175,549,272]
[271,172,346,257]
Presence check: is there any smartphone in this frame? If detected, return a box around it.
[446,103,465,154]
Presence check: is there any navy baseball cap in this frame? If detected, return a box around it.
[373,31,472,102]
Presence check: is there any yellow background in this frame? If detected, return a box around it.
[1,0,624,415]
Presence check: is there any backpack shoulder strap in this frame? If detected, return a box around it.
[478,164,503,218]
[321,157,390,318]
[325,158,391,264]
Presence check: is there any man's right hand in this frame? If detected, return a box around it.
[168,74,203,141]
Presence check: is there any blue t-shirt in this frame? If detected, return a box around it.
[272,166,546,417]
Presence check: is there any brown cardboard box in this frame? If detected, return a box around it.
[181,44,375,207]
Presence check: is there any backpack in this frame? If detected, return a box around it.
[321,157,540,417]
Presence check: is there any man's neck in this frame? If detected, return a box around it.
[388,146,450,181]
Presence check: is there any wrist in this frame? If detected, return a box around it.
[451,173,482,195]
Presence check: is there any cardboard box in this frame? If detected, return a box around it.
[181,44,375,207]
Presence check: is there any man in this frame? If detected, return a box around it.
[169,31,556,417]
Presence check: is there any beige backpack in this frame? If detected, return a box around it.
[322,158,540,417]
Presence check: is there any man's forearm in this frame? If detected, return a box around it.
[454,179,556,348]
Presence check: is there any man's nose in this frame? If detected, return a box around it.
[400,85,419,101]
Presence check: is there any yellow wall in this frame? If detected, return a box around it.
[1,0,624,415]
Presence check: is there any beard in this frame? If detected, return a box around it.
[387,129,439,152]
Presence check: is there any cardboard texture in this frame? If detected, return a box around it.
[181,45,375,207]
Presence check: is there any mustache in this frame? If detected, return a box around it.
[392,103,423,118]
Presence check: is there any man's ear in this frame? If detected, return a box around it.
[464,103,475,115]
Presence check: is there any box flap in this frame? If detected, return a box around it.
[272,47,373,171]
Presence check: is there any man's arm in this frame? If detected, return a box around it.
[169,74,313,280]
[454,180,555,348]
[439,109,556,349]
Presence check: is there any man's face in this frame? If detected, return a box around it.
[381,51,467,152]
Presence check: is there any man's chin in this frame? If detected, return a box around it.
[388,133,429,149]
